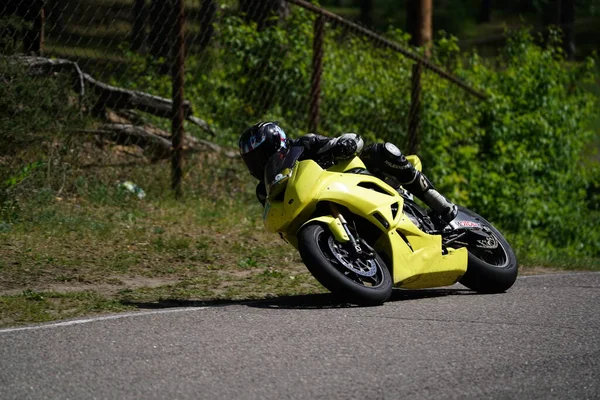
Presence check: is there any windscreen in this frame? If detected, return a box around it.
[264,146,304,198]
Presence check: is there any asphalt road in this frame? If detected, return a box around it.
[1,272,598,400]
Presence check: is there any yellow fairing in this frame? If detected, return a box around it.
[302,216,350,243]
[263,156,468,289]
[405,155,422,172]
[374,220,467,289]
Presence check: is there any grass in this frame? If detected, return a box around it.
[0,149,330,327]
[1,291,133,326]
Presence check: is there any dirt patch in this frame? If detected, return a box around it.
[0,276,185,297]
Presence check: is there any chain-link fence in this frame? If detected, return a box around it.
[1,0,486,198]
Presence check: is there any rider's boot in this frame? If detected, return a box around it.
[361,142,458,223]
[403,172,458,223]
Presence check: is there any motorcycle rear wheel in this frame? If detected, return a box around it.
[298,223,392,306]
[456,207,518,293]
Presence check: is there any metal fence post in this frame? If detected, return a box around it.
[407,61,422,154]
[309,14,325,134]
[406,0,432,154]
[171,0,186,198]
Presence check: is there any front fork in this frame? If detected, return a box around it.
[329,203,375,258]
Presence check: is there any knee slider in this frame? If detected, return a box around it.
[382,142,402,158]
[380,143,416,183]
[381,143,408,167]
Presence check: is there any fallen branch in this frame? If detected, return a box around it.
[187,115,214,134]
[70,123,236,161]
[100,123,172,150]
[5,55,216,137]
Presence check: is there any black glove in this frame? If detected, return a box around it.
[327,133,363,159]
[332,137,358,158]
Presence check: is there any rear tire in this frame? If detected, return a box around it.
[298,223,392,306]
[456,207,518,293]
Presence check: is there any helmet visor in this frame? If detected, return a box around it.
[241,143,277,180]
[240,130,266,155]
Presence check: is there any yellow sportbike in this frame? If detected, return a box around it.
[263,147,518,305]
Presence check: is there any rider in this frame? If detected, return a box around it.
[239,121,458,223]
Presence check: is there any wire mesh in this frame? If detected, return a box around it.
[1,0,186,203]
[1,0,488,202]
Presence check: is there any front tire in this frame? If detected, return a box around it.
[298,223,392,305]
[456,207,518,293]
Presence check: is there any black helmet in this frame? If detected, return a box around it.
[239,121,288,179]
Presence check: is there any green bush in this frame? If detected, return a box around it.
[0,61,94,221]
[420,29,599,261]
[0,61,89,151]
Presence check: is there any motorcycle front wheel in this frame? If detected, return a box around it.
[298,223,392,306]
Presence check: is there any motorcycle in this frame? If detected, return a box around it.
[262,146,518,305]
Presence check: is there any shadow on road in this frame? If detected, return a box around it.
[122,287,476,311]
[249,287,476,310]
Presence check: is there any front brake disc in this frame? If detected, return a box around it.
[327,237,378,277]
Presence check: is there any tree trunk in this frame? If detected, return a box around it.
[406,0,432,154]
[406,0,432,52]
